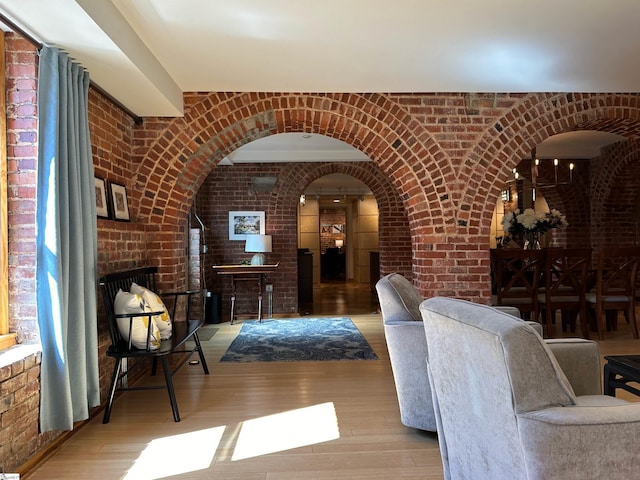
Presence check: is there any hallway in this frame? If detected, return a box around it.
[299,281,380,317]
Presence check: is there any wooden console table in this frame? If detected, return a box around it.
[212,263,279,324]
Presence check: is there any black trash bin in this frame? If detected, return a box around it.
[205,291,222,324]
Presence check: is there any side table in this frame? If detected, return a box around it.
[603,355,640,397]
[212,263,279,324]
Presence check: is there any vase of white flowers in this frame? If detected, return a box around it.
[501,208,568,249]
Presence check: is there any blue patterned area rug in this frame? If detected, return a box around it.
[220,317,378,362]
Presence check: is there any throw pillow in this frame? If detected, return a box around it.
[130,282,173,340]
[113,289,161,350]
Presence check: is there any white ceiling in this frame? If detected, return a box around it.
[2,0,640,118]
[0,1,631,174]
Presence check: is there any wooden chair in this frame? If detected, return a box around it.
[585,248,640,340]
[536,247,591,338]
[491,248,545,322]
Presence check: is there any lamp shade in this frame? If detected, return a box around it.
[335,239,344,248]
[245,235,272,253]
[245,234,272,265]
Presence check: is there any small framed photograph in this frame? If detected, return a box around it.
[229,211,265,240]
[109,182,130,221]
[95,177,109,219]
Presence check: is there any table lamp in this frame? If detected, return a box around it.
[245,234,272,265]
[335,239,344,251]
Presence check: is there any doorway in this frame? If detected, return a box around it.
[298,173,379,284]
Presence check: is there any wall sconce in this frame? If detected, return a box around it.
[501,187,511,202]
[299,193,306,206]
[335,239,344,250]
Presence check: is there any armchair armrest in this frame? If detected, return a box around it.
[545,338,602,396]
[525,321,543,336]
[518,403,640,478]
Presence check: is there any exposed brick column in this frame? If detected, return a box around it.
[5,34,38,342]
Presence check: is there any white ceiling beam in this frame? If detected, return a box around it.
[75,0,183,116]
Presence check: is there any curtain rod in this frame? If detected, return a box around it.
[0,12,143,125]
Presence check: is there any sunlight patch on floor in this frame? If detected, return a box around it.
[232,402,340,461]
[123,426,226,480]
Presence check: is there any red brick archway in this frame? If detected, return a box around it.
[273,161,413,279]
[464,93,640,234]
[133,92,640,301]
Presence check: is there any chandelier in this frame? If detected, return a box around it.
[512,148,575,189]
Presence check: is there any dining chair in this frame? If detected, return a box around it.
[536,247,592,338]
[585,247,640,340]
[491,248,545,322]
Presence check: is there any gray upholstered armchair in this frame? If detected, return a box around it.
[420,297,640,479]
[375,273,543,432]
[376,273,436,431]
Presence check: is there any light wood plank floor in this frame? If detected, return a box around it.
[24,284,640,479]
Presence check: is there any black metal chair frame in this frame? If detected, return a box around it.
[99,266,209,423]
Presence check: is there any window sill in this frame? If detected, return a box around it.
[0,333,17,351]
[0,342,41,369]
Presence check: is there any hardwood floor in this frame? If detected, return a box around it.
[24,284,639,479]
[300,280,381,317]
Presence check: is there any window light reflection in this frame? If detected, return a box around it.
[123,426,225,480]
[232,402,340,461]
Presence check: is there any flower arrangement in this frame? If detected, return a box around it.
[501,208,568,236]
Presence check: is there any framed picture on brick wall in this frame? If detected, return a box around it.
[109,182,130,221]
[95,177,110,219]
[229,211,265,240]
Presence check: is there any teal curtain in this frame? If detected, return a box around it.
[36,47,100,432]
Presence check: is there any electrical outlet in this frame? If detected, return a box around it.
[265,284,273,292]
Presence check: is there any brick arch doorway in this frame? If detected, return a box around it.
[300,172,378,282]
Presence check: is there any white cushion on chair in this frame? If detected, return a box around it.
[130,282,173,339]
[114,289,161,350]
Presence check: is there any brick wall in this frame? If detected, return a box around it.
[5,34,37,344]
[0,349,59,472]
[2,34,45,472]
[2,35,149,472]
[196,161,410,319]
[4,33,640,472]
[591,141,640,248]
